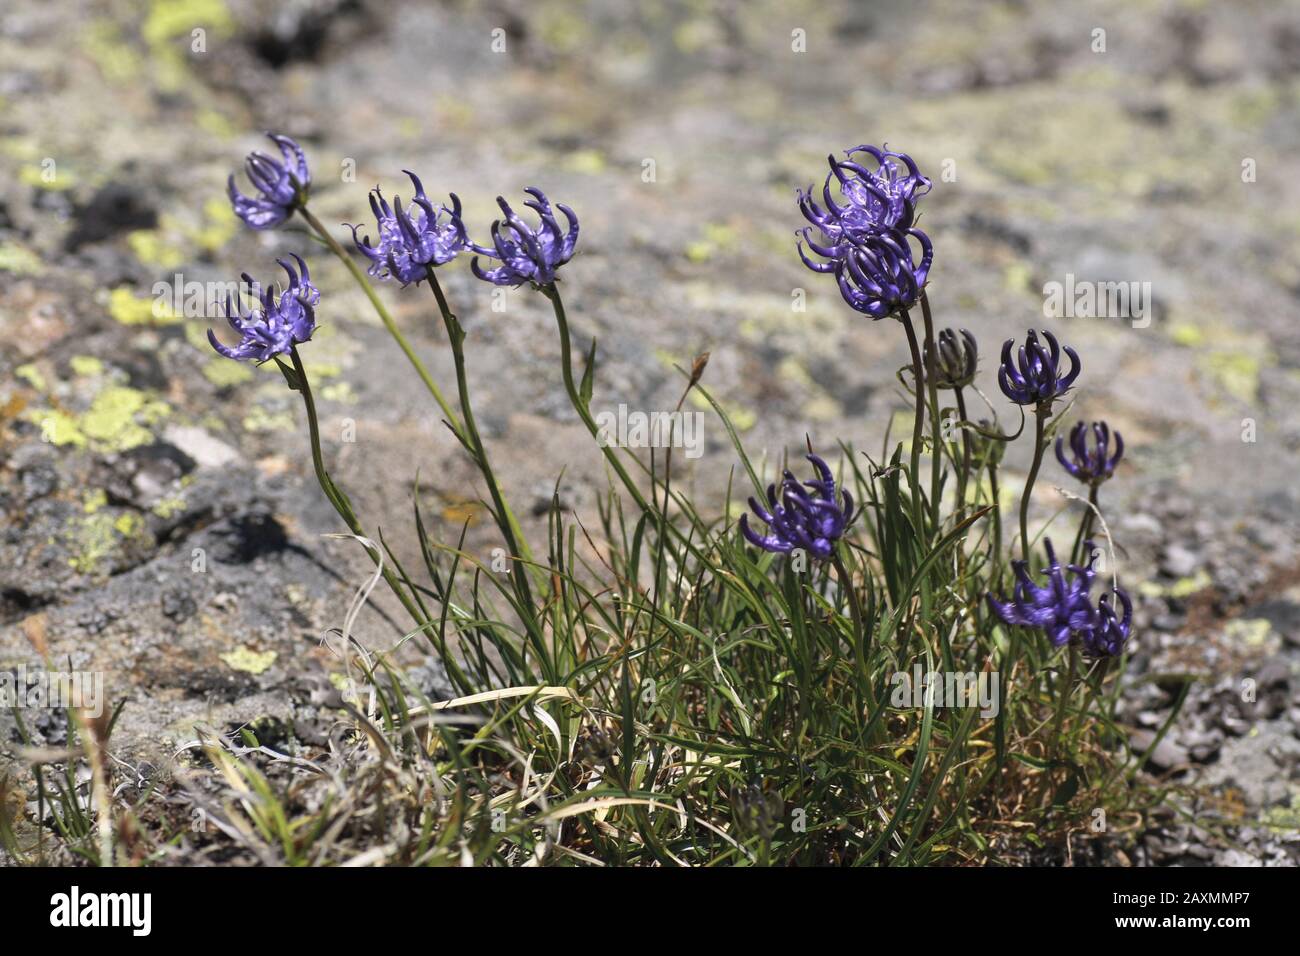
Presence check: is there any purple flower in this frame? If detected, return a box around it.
[347,171,468,286]
[739,454,855,560]
[207,255,318,363]
[227,133,311,230]
[925,327,978,389]
[821,228,933,319]
[1056,421,1124,486]
[986,539,1132,657]
[470,188,579,287]
[796,145,930,260]
[1082,589,1133,658]
[997,329,1080,405]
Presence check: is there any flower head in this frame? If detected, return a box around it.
[986,539,1132,657]
[1082,589,1133,658]
[207,255,318,363]
[470,188,578,287]
[1056,421,1124,486]
[347,171,468,285]
[739,453,854,560]
[925,327,978,389]
[796,145,930,260]
[823,228,933,319]
[228,133,310,230]
[997,329,1080,405]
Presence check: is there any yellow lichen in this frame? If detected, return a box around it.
[29,409,86,447]
[242,405,296,433]
[1223,618,1273,648]
[0,242,45,275]
[1169,322,1204,347]
[151,496,187,519]
[202,358,254,387]
[110,286,178,326]
[564,149,607,175]
[15,364,47,392]
[220,646,277,675]
[81,20,141,84]
[320,381,357,403]
[1201,351,1264,404]
[66,510,146,575]
[79,386,171,452]
[127,229,186,270]
[19,165,75,191]
[143,0,233,45]
[685,223,739,264]
[70,355,105,378]
[189,197,238,253]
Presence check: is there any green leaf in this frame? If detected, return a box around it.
[579,337,597,407]
[273,356,302,391]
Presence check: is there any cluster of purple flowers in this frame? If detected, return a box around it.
[347,171,468,285]
[987,540,1132,658]
[996,329,1080,406]
[227,133,310,230]
[469,189,580,287]
[739,454,855,561]
[1056,421,1124,486]
[213,132,1134,660]
[925,327,978,389]
[207,255,319,363]
[797,145,933,319]
[214,133,581,362]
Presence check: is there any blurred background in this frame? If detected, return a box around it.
[2,0,1300,829]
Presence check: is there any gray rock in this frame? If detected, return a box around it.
[1214,848,1262,867]
[1159,543,1201,578]
[1129,729,1190,771]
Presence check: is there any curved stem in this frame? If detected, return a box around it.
[1071,484,1100,565]
[1019,405,1048,561]
[296,206,462,432]
[900,309,927,542]
[541,282,652,516]
[920,293,942,530]
[954,387,973,525]
[289,346,427,630]
[988,459,1003,580]
[422,267,538,624]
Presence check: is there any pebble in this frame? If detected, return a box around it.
[1159,543,1201,578]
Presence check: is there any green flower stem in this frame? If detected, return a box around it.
[1071,484,1101,565]
[900,309,927,542]
[920,292,943,530]
[296,205,462,433]
[987,457,1003,579]
[422,266,538,618]
[541,282,653,516]
[954,386,974,526]
[288,346,427,631]
[1019,404,1049,561]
